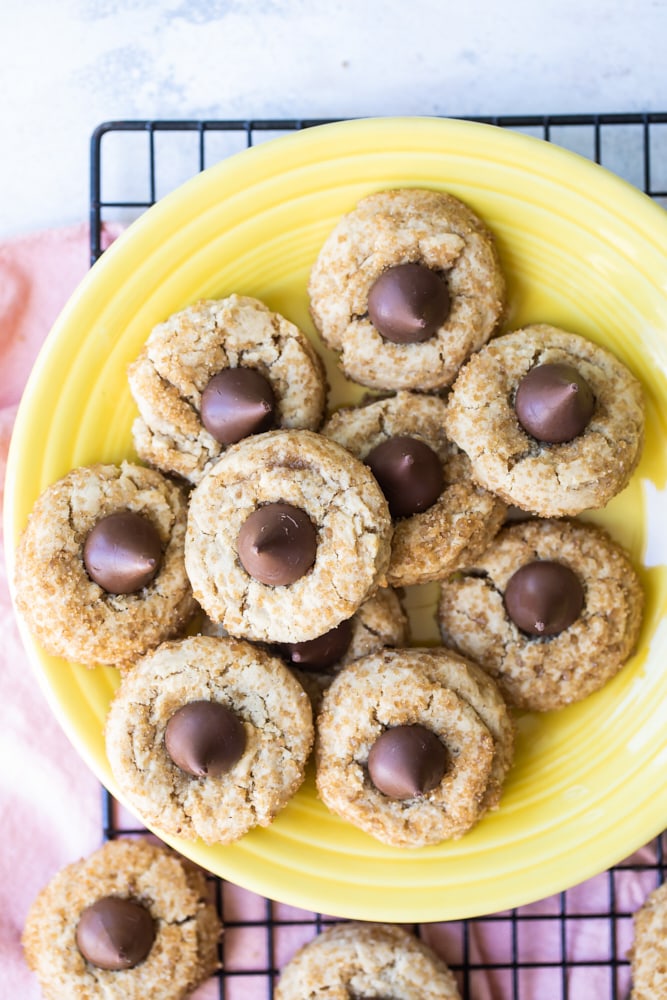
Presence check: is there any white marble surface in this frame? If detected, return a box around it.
[1,0,666,238]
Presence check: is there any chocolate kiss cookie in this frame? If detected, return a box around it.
[128,294,326,485]
[322,391,505,588]
[315,647,514,847]
[630,882,667,1000]
[308,187,505,391]
[274,922,461,1000]
[203,587,409,714]
[185,430,392,644]
[105,635,314,844]
[438,518,644,711]
[14,462,196,671]
[445,324,644,516]
[21,839,221,1000]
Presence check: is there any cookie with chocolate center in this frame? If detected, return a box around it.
[444,324,644,516]
[184,429,393,644]
[14,462,196,670]
[21,839,221,1000]
[437,518,644,711]
[128,294,327,485]
[308,188,505,391]
[323,391,506,588]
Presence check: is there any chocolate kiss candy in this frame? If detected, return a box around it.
[76,896,155,970]
[164,700,246,778]
[83,511,162,595]
[365,435,444,518]
[367,262,450,344]
[367,724,448,799]
[279,618,354,671]
[200,367,276,445]
[237,502,317,586]
[504,560,585,637]
[514,362,595,444]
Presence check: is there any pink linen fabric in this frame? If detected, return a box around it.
[0,223,659,1000]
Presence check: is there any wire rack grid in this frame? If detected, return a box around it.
[92,114,667,1000]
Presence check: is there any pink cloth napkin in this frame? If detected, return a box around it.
[0,224,104,1000]
[0,223,660,1000]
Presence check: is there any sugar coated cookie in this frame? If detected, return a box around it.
[185,429,393,643]
[323,391,506,587]
[315,647,514,847]
[309,188,505,391]
[128,295,326,484]
[22,838,221,1000]
[203,585,409,712]
[444,324,644,516]
[630,881,667,999]
[14,462,196,670]
[105,635,314,843]
[437,518,644,711]
[275,922,461,1000]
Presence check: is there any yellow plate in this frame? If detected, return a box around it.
[5,117,667,922]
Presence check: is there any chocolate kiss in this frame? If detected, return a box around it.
[164,700,246,778]
[76,896,155,970]
[367,263,450,344]
[365,435,444,518]
[279,618,354,671]
[514,362,595,444]
[367,724,448,799]
[237,502,317,586]
[83,511,162,595]
[200,368,276,445]
[504,560,585,637]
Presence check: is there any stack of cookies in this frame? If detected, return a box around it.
[14,186,645,857]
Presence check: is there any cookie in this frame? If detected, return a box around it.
[14,462,196,671]
[184,429,393,644]
[630,881,667,999]
[21,838,221,1000]
[275,921,461,1000]
[202,586,409,712]
[128,294,327,484]
[323,391,506,587]
[105,635,314,844]
[315,647,514,847]
[437,518,644,711]
[444,324,644,516]
[308,188,505,391]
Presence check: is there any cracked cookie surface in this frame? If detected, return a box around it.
[315,647,514,847]
[14,462,196,670]
[444,324,644,516]
[630,881,667,1000]
[21,838,221,1000]
[105,635,314,843]
[184,429,393,643]
[323,391,506,587]
[308,188,505,391]
[128,295,326,484]
[437,518,644,711]
[275,921,461,1000]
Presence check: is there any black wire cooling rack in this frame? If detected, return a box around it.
[91,115,667,1000]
